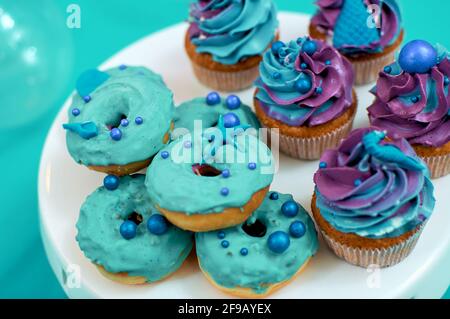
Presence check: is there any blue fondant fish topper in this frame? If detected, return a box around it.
[362,130,426,171]
[63,121,98,139]
[76,69,110,98]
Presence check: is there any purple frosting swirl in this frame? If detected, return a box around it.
[368,56,450,147]
[314,128,435,238]
[255,37,354,127]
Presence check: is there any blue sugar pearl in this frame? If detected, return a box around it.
[221,240,230,248]
[315,87,323,95]
[206,92,221,106]
[319,162,327,169]
[222,169,230,178]
[289,221,306,238]
[161,151,170,159]
[103,175,119,190]
[301,63,308,69]
[120,118,129,127]
[444,76,450,85]
[272,72,282,80]
[269,192,279,200]
[302,40,318,55]
[110,128,122,141]
[223,112,241,128]
[217,231,226,239]
[221,187,230,196]
[83,95,91,103]
[278,47,288,58]
[225,95,241,110]
[183,140,192,149]
[119,64,127,70]
[411,96,420,103]
[120,221,137,240]
[384,66,392,74]
[72,108,80,116]
[271,41,285,56]
[399,40,438,74]
[267,231,290,254]
[240,248,248,256]
[295,77,312,94]
[325,60,331,65]
[147,214,168,235]
[354,179,362,187]
[281,200,299,218]
[248,162,257,170]
[135,116,144,125]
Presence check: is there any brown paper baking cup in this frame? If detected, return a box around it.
[191,61,260,92]
[320,226,424,268]
[419,153,450,179]
[350,51,397,85]
[263,113,355,160]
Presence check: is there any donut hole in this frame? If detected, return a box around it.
[192,164,222,177]
[127,212,143,225]
[106,113,128,130]
[242,219,267,238]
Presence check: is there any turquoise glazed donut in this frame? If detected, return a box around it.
[76,175,193,284]
[146,125,274,232]
[196,192,319,297]
[172,93,260,139]
[63,66,174,175]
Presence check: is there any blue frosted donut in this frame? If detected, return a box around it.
[146,121,274,232]
[196,192,318,297]
[63,66,174,175]
[172,93,261,140]
[76,175,193,284]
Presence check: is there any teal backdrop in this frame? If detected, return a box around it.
[0,0,449,298]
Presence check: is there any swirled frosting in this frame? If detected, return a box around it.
[368,46,450,147]
[314,128,435,238]
[187,0,278,65]
[311,0,402,54]
[255,37,354,127]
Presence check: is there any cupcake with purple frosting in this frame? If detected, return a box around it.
[310,0,404,85]
[312,128,435,268]
[254,37,357,160]
[368,40,450,179]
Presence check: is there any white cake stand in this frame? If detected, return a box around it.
[38,12,450,299]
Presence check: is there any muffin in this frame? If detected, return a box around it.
[186,0,279,91]
[312,128,435,268]
[254,37,357,160]
[368,40,450,179]
[310,0,404,85]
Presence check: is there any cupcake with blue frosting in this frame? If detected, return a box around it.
[310,0,404,85]
[254,37,357,160]
[368,40,450,179]
[312,128,435,268]
[186,0,279,91]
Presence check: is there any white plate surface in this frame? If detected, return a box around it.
[38,12,450,299]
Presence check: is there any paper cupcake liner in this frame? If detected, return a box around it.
[263,114,355,160]
[351,50,397,85]
[320,226,424,268]
[191,62,260,92]
[419,153,450,179]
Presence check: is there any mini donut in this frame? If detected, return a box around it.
[63,66,174,176]
[172,92,261,140]
[196,192,319,298]
[76,175,193,284]
[146,118,274,232]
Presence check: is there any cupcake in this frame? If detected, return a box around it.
[368,40,450,179]
[186,0,279,91]
[312,128,435,268]
[310,0,404,85]
[254,37,357,160]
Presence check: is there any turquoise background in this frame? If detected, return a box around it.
[0,0,449,298]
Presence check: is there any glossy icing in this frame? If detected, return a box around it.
[76,175,193,282]
[65,66,174,166]
[368,44,450,148]
[314,128,435,239]
[196,192,318,294]
[188,0,278,65]
[311,0,402,54]
[145,130,274,215]
[255,37,354,126]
